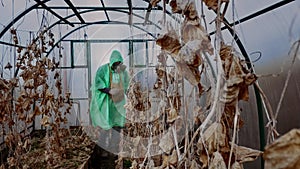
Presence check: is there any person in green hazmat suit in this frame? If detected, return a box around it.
[90,50,129,130]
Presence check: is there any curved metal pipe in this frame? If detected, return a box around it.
[0,0,51,39]
[46,20,157,57]
[47,8,162,31]
[0,4,178,40]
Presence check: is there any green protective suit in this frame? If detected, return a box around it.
[90,50,129,130]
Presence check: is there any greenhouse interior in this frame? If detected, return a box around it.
[0,0,300,169]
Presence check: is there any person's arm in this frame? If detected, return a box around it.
[95,65,110,93]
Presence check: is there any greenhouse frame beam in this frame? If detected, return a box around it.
[0,6,168,43]
[46,9,162,33]
[34,0,75,27]
[41,6,181,23]
[64,39,155,43]
[64,0,85,24]
[228,0,294,27]
[0,40,27,48]
[37,6,159,10]
[46,20,158,57]
[0,0,51,39]
[210,0,295,35]
[99,0,110,21]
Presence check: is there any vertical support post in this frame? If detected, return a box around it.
[129,40,133,68]
[86,40,92,125]
[70,41,74,68]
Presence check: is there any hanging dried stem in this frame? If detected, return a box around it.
[0,27,77,169]
[120,1,264,168]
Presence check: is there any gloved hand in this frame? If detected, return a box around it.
[120,64,126,71]
[115,64,126,73]
[109,88,122,95]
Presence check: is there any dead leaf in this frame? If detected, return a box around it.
[130,160,138,169]
[169,0,189,14]
[181,20,213,55]
[203,122,227,152]
[264,129,300,169]
[209,151,226,169]
[231,161,244,169]
[203,0,229,11]
[159,131,174,153]
[0,78,10,90]
[233,144,262,163]
[219,44,257,104]
[7,157,16,167]
[176,62,200,86]
[41,115,50,126]
[169,149,178,165]
[161,149,178,168]
[183,1,198,20]
[156,25,181,55]
[178,40,203,65]
[167,108,178,123]
[24,79,35,89]
[34,106,42,116]
[190,159,200,169]
[150,0,161,6]
[200,151,209,168]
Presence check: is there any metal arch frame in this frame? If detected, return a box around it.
[0,5,176,40]
[46,8,164,31]
[33,0,74,26]
[0,6,176,56]
[4,6,172,79]
[0,0,52,39]
[46,20,159,57]
[44,7,172,57]
[64,0,85,24]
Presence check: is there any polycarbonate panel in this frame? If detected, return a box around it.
[68,68,89,98]
[73,42,88,66]
[133,42,147,66]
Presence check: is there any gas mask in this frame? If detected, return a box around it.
[112,62,126,73]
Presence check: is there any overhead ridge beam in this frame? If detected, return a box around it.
[34,0,74,27]
[64,0,85,24]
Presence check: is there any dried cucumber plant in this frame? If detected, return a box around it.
[117,0,262,168]
[0,27,92,169]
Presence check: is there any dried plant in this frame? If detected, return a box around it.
[0,27,91,169]
[117,1,262,169]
